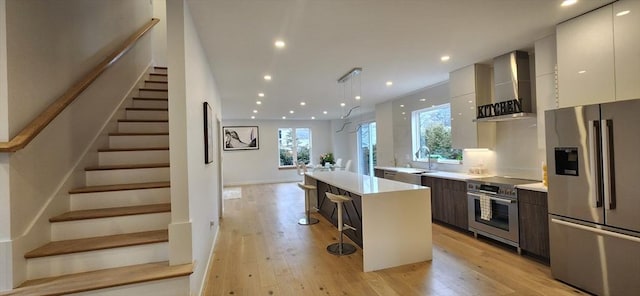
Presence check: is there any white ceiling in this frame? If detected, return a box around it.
[186,0,612,120]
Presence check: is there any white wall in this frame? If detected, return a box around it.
[2,0,153,289]
[0,0,11,289]
[167,1,222,293]
[375,101,394,167]
[222,119,332,186]
[152,0,167,66]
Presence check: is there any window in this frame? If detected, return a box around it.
[412,103,462,163]
[358,122,377,175]
[278,128,311,167]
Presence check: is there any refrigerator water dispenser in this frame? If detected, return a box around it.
[554,147,579,176]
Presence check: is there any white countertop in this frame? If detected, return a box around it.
[422,171,489,181]
[375,166,426,174]
[306,170,426,195]
[516,182,548,193]
[376,166,488,181]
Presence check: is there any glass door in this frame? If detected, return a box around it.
[358,122,376,175]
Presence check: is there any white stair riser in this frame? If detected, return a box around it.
[68,276,189,296]
[51,213,170,241]
[148,74,168,82]
[118,121,168,133]
[99,150,169,166]
[144,81,168,89]
[109,135,169,149]
[71,188,171,210]
[138,90,168,98]
[132,99,168,109]
[86,167,169,186]
[126,110,168,120]
[26,243,168,279]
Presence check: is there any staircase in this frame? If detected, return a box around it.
[3,67,193,296]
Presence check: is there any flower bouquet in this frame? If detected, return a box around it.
[319,153,335,166]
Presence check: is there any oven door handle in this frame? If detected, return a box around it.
[468,192,515,204]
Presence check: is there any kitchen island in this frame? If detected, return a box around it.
[304,170,432,272]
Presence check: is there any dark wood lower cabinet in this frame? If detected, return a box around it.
[422,176,468,231]
[316,181,363,248]
[518,189,550,261]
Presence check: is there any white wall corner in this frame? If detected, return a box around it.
[0,240,12,291]
[0,0,8,142]
[169,221,193,265]
[196,223,219,296]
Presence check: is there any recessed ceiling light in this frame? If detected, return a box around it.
[251,116,255,119]
[289,110,294,114]
[274,40,286,48]
[282,116,286,119]
[402,112,406,115]
[386,81,393,86]
[256,101,262,105]
[253,110,258,113]
[264,75,272,81]
[441,55,450,62]
[400,104,405,108]
[300,102,306,106]
[616,10,630,17]
[561,0,577,7]
[323,111,328,114]
[258,93,265,97]
[311,116,316,120]
[355,96,361,100]
[419,98,426,102]
[340,103,346,107]
[468,100,473,103]
[578,70,587,74]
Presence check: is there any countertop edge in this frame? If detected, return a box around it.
[516,183,548,193]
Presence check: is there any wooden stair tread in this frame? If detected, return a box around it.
[139,88,167,92]
[85,163,169,171]
[149,73,168,76]
[118,119,168,123]
[4,262,191,296]
[109,132,169,136]
[69,181,170,194]
[24,230,168,259]
[144,80,167,84]
[154,66,168,69]
[50,203,171,222]
[125,107,168,111]
[132,97,168,101]
[97,147,169,152]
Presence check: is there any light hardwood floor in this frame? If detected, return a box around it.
[203,182,587,296]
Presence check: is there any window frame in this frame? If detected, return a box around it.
[278,127,312,168]
[411,103,462,165]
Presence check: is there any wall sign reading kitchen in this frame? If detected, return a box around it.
[477,98,523,119]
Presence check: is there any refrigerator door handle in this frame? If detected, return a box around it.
[601,119,616,210]
[588,120,602,208]
[551,218,640,243]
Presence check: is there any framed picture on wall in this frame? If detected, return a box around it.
[203,102,214,164]
[223,126,259,151]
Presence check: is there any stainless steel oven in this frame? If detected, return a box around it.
[467,177,537,253]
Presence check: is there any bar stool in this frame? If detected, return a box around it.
[325,192,357,256]
[297,183,319,225]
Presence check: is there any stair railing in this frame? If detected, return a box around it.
[0,18,160,152]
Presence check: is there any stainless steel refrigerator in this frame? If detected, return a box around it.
[545,100,640,296]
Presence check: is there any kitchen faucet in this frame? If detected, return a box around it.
[415,146,432,171]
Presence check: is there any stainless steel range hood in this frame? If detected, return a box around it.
[474,51,535,122]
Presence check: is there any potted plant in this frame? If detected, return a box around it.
[319,153,335,167]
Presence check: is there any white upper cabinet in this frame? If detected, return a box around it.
[450,64,495,149]
[557,4,615,107]
[614,0,640,101]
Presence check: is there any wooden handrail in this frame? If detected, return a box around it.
[0,18,160,152]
